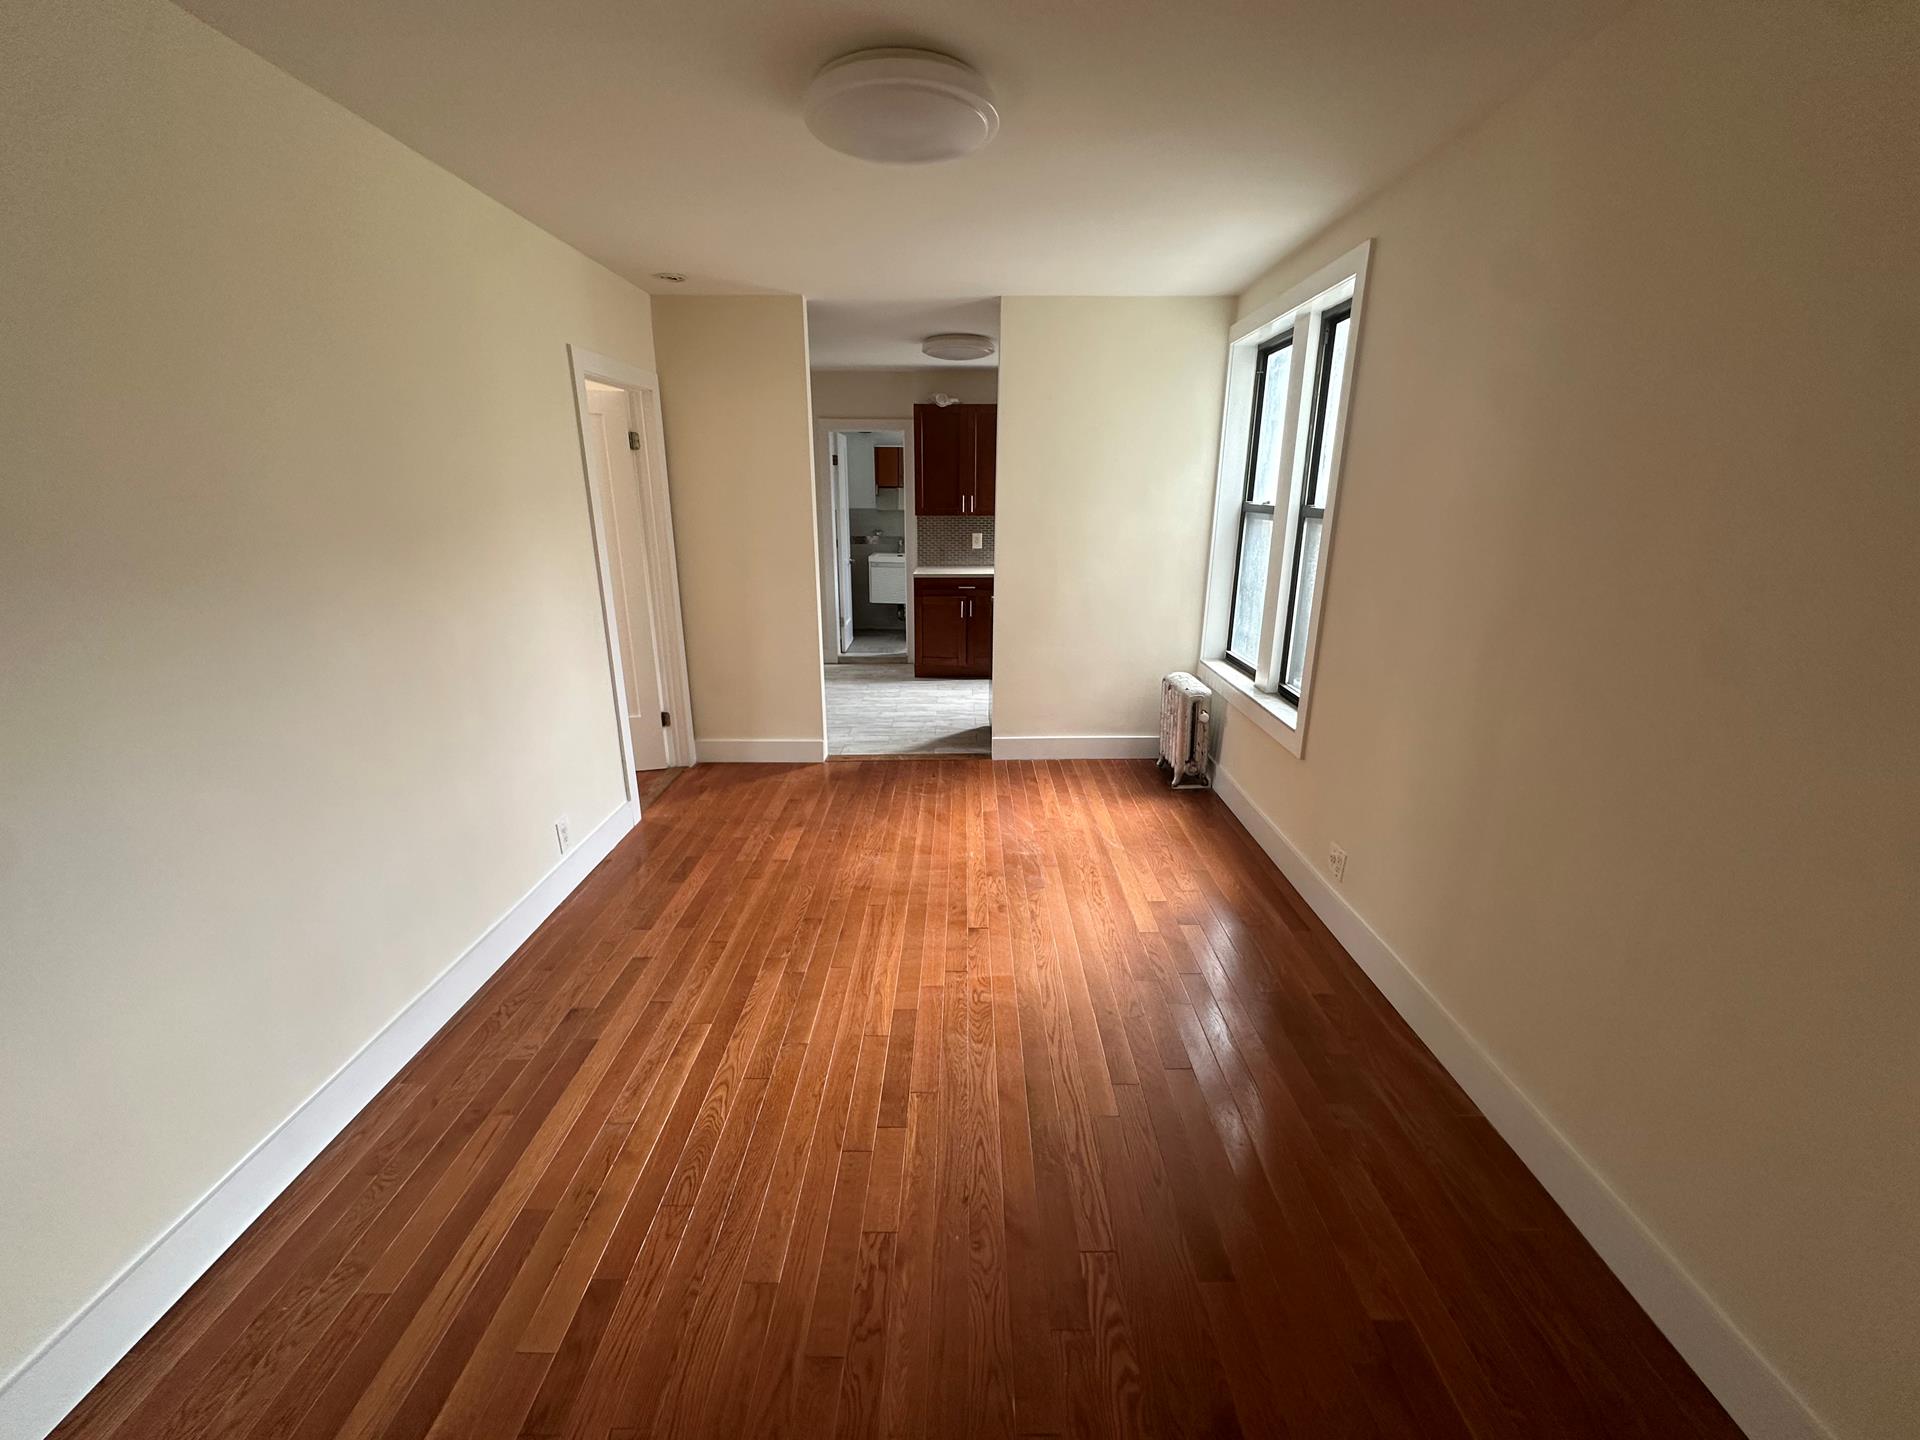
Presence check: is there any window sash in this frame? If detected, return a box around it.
[1275,300,1352,703]
[1222,504,1273,674]
[1223,332,1292,673]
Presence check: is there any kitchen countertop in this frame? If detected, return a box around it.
[913,564,995,577]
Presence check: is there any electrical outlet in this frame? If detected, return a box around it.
[1328,843,1348,883]
[971,531,984,550]
[555,816,571,854]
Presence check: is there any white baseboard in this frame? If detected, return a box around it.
[990,734,1159,760]
[695,737,828,763]
[0,799,639,1440]
[1210,767,1831,1440]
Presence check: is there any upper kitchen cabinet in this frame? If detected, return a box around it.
[970,404,995,515]
[914,402,996,515]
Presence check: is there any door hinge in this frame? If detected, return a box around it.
[628,430,642,451]
[660,710,671,727]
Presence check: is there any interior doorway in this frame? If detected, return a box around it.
[813,413,991,757]
[814,418,911,665]
[568,347,696,810]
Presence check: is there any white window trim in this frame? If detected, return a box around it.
[1198,239,1371,759]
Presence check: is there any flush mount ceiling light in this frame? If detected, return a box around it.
[922,332,996,362]
[804,48,999,164]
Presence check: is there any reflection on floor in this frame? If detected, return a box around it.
[843,631,907,657]
[636,767,684,810]
[825,662,989,755]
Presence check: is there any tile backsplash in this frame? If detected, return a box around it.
[917,515,995,566]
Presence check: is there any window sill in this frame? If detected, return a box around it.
[1198,656,1305,758]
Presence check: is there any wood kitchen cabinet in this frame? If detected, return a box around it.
[914,575,992,677]
[913,403,996,516]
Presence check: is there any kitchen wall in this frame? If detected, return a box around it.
[652,295,826,758]
[1213,1,1919,1434]
[992,298,1232,750]
[1,0,655,1395]
[917,516,996,567]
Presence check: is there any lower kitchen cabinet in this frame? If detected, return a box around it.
[914,575,992,678]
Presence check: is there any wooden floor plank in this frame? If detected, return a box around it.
[50,759,1741,1440]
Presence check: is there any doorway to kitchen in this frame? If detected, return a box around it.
[813,405,994,756]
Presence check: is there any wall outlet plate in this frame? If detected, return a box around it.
[971,531,984,549]
[555,816,571,854]
[1328,843,1348,883]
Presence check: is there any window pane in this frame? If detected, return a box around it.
[1228,512,1272,663]
[1309,314,1352,502]
[1283,515,1322,692]
[1247,342,1291,505]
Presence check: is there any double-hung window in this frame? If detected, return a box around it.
[1224,334,1291,671]
[1202,241,1369,756]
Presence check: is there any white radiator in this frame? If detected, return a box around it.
[1157,672,1212,788]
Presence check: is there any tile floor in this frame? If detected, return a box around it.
[824,662,990,755]
[842,630,907,657]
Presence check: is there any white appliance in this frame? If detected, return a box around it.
[868,552,906,605]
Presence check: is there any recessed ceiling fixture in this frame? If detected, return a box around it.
[922,332,996,362]
[652,271,686,283]
[804,48,999,165]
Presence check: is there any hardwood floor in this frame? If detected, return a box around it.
[51,760,1740,1440]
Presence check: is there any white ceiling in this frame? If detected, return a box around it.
[178,0,1622,308]
[808,298,999,371]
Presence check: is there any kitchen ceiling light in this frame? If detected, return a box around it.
[805,49,999,165]
[922,333,997,362]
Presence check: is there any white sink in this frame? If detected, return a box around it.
[867,552,906,604]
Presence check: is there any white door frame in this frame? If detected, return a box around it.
[567,345,697,794]
[813,416,915,666]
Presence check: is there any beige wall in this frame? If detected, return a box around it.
[810,367,998,418]
[653,296,825,752]
[1216,1,1918,1435]
[994,298,1230,744]
[0,0,655,1385]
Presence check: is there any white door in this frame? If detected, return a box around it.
[832,435,854,653]
[584,385,671,771]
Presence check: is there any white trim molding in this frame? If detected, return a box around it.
[568,346,698,774]
[991,734,1159,761]
[0,801,639,1440]
[1209,765,1835,1440]
[695,737,829,764]
[1197,656,1299,752]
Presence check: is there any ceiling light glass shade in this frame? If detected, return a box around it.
[805,49,999,164]
[921,333,996,361]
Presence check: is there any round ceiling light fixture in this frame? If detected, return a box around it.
[804,48,999,165]
[652,271,686,284]
[922,332,996,362]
